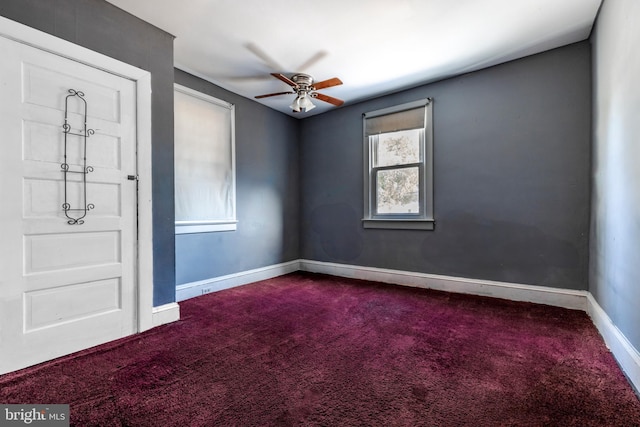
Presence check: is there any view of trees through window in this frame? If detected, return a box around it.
[374,129,421,214]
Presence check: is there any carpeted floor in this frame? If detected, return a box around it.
[1,272,639,426]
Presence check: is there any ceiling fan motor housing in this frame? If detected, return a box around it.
[292,73,314,91]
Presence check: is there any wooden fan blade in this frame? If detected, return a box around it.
[245,42,283,71]
[313,92,344,106]
[296,51,328,72]
[313,77,343,90]
[271,73,297,87]
[255,91,294,99]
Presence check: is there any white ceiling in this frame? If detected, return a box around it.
[106,0,602,118]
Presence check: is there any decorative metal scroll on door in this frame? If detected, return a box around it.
[61,89,95,225]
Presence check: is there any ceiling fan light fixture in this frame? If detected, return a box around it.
[289,96,301,112]
[299,92,316,111]
[290,91,315,113]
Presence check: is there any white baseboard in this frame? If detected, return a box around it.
[299,259,640,392]
[151,302,180,328]
[176,260,301,301]
[171,258,640,393]
[299,259,588,310]
[586,294,640,394]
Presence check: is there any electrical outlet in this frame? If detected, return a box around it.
[201,287,213,295]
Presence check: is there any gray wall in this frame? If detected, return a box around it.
[0,1,596,308]
[590,0,640,350]
[0,0,177,306]
[301,42,592,290]
[174,70,300,285]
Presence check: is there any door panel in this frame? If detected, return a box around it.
[24,231,121,273]
[0,35,138,374]
[22,62,122,123]
[25,278,122,331]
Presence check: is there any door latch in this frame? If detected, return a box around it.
[127,174,138,181]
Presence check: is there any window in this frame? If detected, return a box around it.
[363,98,434,230]
[174,84,236,234]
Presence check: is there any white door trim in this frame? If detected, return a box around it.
[0,15,156,332]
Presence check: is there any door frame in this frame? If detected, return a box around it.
[0,16,160,333]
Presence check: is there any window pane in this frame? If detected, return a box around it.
[376,167,420,214]
[374,129,420,167]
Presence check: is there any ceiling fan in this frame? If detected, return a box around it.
[255,73,344,113]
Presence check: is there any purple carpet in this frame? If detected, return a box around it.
[1,272,639,426]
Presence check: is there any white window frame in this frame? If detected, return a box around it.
[174,84,237,234]
[363,98,434,230]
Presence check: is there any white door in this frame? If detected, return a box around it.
[0,36,138,374]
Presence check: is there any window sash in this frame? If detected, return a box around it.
[372,129,422,168]
[372,163,424,217]
[368,124,426,218]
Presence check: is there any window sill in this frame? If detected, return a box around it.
[362,218,434,230]
[175,220,238,234]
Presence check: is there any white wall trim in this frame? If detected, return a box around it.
[176,260,300,301]
[175,221,238,234]
[135,70,155,333]
[152,303,181,328]
[0,16,157,333]
[174,258,640,393]
[586,293,640,393]
[299,260,588,310]
[298,259,640,393]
